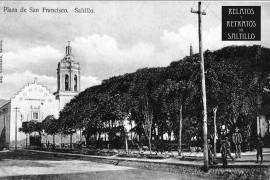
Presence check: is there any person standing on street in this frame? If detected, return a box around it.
[256,136,264,164]
[232,127,242,158]
[220,139,228,168]
[208,139,217,165]
[220,137,235,168]
[225,137,234,161]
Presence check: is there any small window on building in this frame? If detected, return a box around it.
[74,75,77,91]
[65,74,69,91]
[32,112,39,120]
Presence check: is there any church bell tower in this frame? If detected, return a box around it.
[54,41,80,111]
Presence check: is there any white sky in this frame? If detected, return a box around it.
[0,1,268,99]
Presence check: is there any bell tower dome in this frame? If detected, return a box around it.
[54,41,80,111]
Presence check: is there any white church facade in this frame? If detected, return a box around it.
[0,42,80,149]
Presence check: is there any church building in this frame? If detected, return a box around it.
[0,42,80,149]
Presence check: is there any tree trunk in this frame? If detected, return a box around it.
[143,95,153,154]
[161,128,164,140]
[70,134,73,149]
[98,132,101,141]
[125,131,129,153]
[149,127,152,154]
[155,125,158,140]
[157,126,160,140]
[97,132,101,148]
[85,133,90,146]
[130,122,133,140]
[178,105,183,156]
[25,134,28,149]
[80,129,82,142]
[53,134,55,148]
[60,134,63,149]
[87,134,90,146]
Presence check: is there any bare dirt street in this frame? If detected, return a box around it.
[0,158,204,180]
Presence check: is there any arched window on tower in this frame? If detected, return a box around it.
[74,75,78,91]
[65,74,69,91]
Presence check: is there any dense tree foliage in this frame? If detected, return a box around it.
[19,120,43,135]
[55,45,270,150]
[42,115,58,147]
[19,120,43,148]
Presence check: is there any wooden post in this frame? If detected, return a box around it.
[191,2,208,171]
[14,107,19,150]
[213,107,218,159]
[70,133,72,149]
[60,134,63,149]
[125,131,128,153]
[80,129,82,141]
[25,134,28,149]
[178,104,183,156]
[53,134,55,147]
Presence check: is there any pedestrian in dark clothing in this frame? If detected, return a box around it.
[232,127,242,158]
[225,137,234,161]
[208,139,214,165]
[256,136,264,164]
[220,140,228,168]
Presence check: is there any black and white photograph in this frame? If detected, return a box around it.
[0,1,269,179]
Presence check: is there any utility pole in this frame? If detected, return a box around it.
[213,107,218,159]
[14,107,20,150]
[178,104,183,156]
[191,2,208,171]
[256,45,262,137]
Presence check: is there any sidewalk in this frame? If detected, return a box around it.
[180,148,270,157]
[179,148,270,163]
[22,149,270,168]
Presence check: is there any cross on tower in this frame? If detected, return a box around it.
[66,41,72,56]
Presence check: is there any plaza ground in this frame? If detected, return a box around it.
[0,150,269,179]
[0,151,204,180]
[22,148,270,167]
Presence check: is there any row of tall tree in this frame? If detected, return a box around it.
[20,45,270,152]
